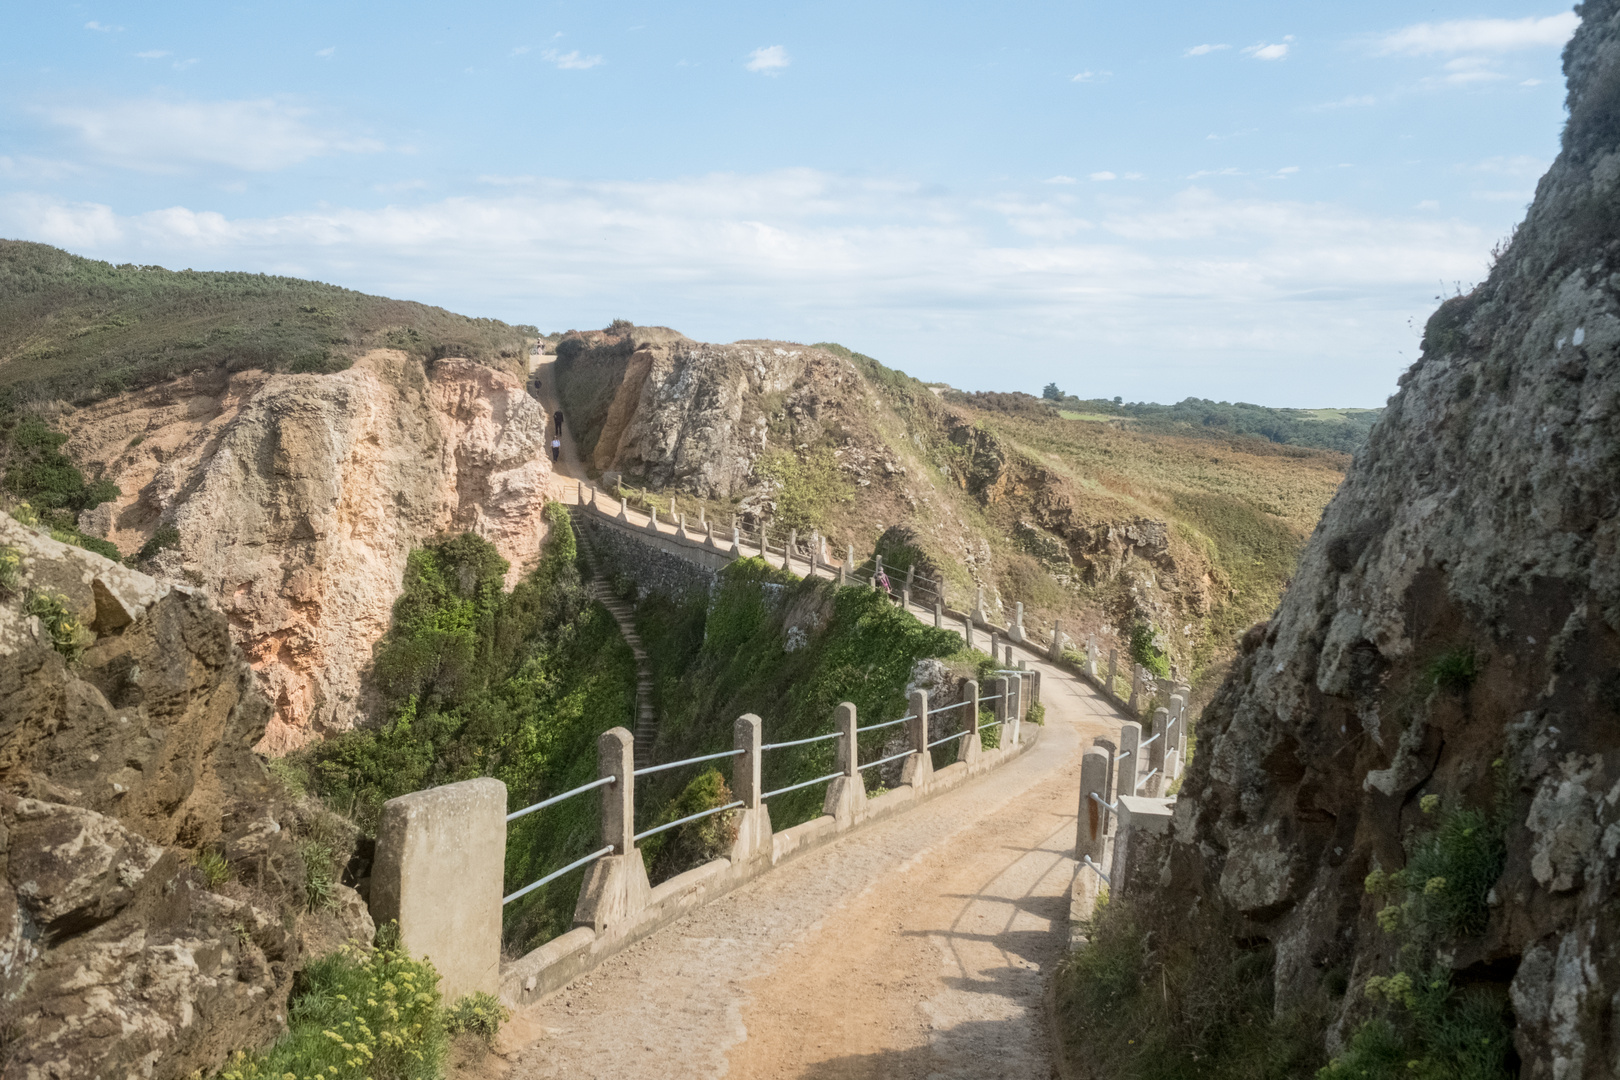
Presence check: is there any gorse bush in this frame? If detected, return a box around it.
[1129,622,1171,679]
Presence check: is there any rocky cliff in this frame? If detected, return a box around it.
[1130,5,1620,1075]
[0,516,370,1079]
[57,350,552,753]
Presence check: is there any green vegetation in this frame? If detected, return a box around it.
[0,240,533,410]
[1129,622,1171,679]
[1425,647,1481,696]
[1324,794,1512,1080]
[1054,898,1326,1079]
[443,993,509,1048]
[752,446,852,532]
[213,930,448,1080]
[1033,389,1382,454]
[196,849,234,891]
[0,543,20,594]
[25,589,90,661]
[635,557,967,848]
[136,523,180,562]
[0,414,123,561]
[637,768,739,882]
[289,505,638,954]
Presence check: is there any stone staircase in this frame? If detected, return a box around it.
[569,508,658,768]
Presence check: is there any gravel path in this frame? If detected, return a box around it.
[475,648,1118,1079]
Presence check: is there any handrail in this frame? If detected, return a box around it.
[503,845,615,906]
[978,694,1003,703]
[1116,750,1131,761]
[634,748,746,777]
[1081,855,1110,886]
[858,748,916,772]
[1139,732,1161,749]
[926,729,972,749]
[855,715,912,733]
[633,800,745,842]
[507,775,616,823]
[981,718,1004,729]
[761,770,844,800]
[926,699,968,716]
[1089,791,1117,812]
[1134,768,1159,792]
[762,731,844,751]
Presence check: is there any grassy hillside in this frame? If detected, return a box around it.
[0,239,533,410]
[1029,387,1382,454]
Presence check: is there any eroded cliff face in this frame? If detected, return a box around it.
[1150,6,1620,1075]
[0,517,370,1080]
[61,350,552,753]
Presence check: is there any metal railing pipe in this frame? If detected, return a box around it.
[855,715,912,733]
[633,747,746,777]
[926,699,968,716]
[1089,790,1118,812]
[1134,767,1160,792]
[633,800,745,843]
[503,845,615,905]
[506,775,615,822]
[761,731,845,751]
[926,729,971,749]
[1082,855,1111,886]
[761,771,844,800]
[858,748,917,772]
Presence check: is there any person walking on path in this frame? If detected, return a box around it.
[550,437,561,463]
[553,410,563,434]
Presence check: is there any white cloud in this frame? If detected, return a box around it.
[511,45,530,56]
[1317,94,1377,109]
[1184,44,1229,57]
[1376,13,1579,56]
[1090,171,1117,182]
[1071,70,1110,82]
[746,45,790,74]
[1187,167,1241,179]
[1243,41,1290,61]
[316,46,336,58]
[1271,166,1300,179]
[1416,200,1440,210]
[84,20,121,32]
[1521,78,1543,86]
[542,48,603,69]
[43,97,383,172]
[1044,175,1076,184]
[135,50,170,59]
[0,171,1490,405]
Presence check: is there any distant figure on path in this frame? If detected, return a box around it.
[553,411,563,433]
[551,438,561,463]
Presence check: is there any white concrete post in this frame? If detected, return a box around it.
[679,513,688,538]
[669,496,676,519]
[787,528,797,573]
[1116,721,1142,802]
[934,599,943,629]
[1086,637,1099,678]
[730,713,772,866]
[1006,671,1021,747]
[573,727,651,935]
[1010,602,1027,643]
[1106,649,1119,697]
[905,564,915,590]
[989,631,1000,661]
[1029,669,1042,707]
[959,678,983,768]
[972,585,987,625]
[873,553,884,592]
[760,527,768,560]
[706,518,716,546]
[1050,619,1064,661]
[823,701,865,826]
[1146,707,1169,797]
[617,496,630,523]
[730,524,742,558]
[1090,736,1117,834]
[1004,644,1013,668]
[810,529,821,573]
[648,507,660,533]
[900,688,934,790]
[963,613,975,650]
[1127,665,1143,714]
[371,778,506,1000]
[1077,748,1110,863]
[1171,693,1189,761]
[989,676,1008,750]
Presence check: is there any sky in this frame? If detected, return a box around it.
[0,2,1581,407]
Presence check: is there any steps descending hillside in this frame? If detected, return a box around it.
[569,508,657,767]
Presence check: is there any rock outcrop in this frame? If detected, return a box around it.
[1141,6,1620,1075]
[61,350,552,753]
[0,516,357,1079]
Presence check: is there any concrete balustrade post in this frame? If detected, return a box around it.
[1116,721,1142,802]
[1090,737,1117,834]
[1005,671,1021,747]
[706,518,715,546]
[1030,669,1042,707]
[823,702,865,826]
[787,528,797,573]
[679,513,688,538]
[669,496,676,519]
[972,585,988,625]
[1050,619,1064,661]
[988,676,1008,751]
[1086,637,1099,678]
[1106,649,1119,698]
[934,599,943,629]
[1077,747,1110,863]
[902,585,911,608]
[617,495,630,523]
[900,689,934,790]
[810,529,821,573]
[730,525,742,558]
[1004,644,1013,668]
[1010,601,1027,643]
[959,678,983,768]
[576,481,583,503]
[1146,707,1169,796]
[371,777,506,1000]
[1171,693,1189,762]
[989,631,1000,662]
[648,507,660,533]
[730,713,772,866]
[963,613,975,650]
[873,553,884,592]
[1127,665,1143,714]
[573,727,651,935]
[760,527,768,559]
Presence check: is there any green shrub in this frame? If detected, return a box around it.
[1425,648,1480,695]
[213,929,448,1080]
[444,992,509,1048]
[1129,621,1171,679]
[301,840,338,912]
[0,543,20,594]
[751,447,852,532]
[197,849,233,891]
[639,768,739,881]
[1027,702,1046,725]
[25,589,89,661]
[136,523,181,562]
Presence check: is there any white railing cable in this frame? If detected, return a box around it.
[856,714,914,733]
[507,775,615,822]
[761,730,845,751]
[634,748,746,777]
[926,699,969,716]
[1134,768,1159,792]
[927,729,972,749]
[1089,791,1117,812]
[1139,732,1162,749]
[1116,750,1131,762]
[633,800,745,843]
[503,845,615,905]
[979,694,1003,703]
[762,770,844,800]
[1082,855,1111,886]
[858,748,917,772]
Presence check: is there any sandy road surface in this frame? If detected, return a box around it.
[493,348,1122,1077]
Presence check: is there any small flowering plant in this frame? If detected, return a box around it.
[216,927,448,1080]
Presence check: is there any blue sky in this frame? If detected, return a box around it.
[0,2,1579,407]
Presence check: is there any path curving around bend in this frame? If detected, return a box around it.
[474,642,1118,1079]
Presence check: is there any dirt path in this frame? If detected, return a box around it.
[477,643,1118,1079]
